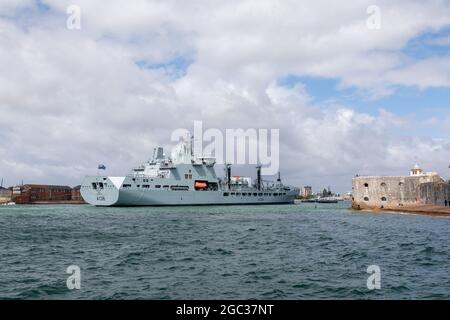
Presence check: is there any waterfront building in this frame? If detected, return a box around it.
[302,186,313,198]
[12,184,72,204]
[0,187,12,203]
[352,164,450,209]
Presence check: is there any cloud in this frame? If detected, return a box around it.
[1,0,450,192]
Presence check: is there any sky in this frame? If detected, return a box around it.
[1,0,450,193]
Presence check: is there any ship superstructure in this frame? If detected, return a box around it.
[81,138,299,206]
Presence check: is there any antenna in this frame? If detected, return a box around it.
[1,178,3,188]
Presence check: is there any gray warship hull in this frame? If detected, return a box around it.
[81,175,297,207]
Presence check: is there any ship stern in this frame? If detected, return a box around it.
[80,176,124,206]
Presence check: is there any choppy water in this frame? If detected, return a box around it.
[0,202,449,299]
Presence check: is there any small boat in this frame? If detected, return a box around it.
[317,197,339,203]
[301,199,318,203]
[1,202,15,206]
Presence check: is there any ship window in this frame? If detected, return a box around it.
[242,193,247,196]
[253,193,257,196]
[258,193,263,196]
[248,193,251,196]
[143,185,150,188]
[264,193,268,196]
[155,185,161,188]
[163,185,169,189]
[399,182,404,186]
[98,182,104,189]
[132,178,136,182]
[136,185,140,188]
[185,174,188,179]
[92,183,97,189]
[381,197,387,201]
[123,184,131,188]
[364,183,369,188]
[236,193,241,196]
[283,193,286,195]
[231,193,235,196]
[189,174,192,179]
[224,192,229,196]
[171,185,189,191]
[381,182,386,187]
[364,197,369,201]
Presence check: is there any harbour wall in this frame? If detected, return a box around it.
[419,182,450,206]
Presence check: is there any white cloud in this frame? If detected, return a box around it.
[0,0,34,14]
[1,0,450,191]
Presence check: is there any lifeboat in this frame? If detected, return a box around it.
[194,181,207,190]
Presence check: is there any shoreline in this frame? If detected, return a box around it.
[1,201,86,205]
[351,204,450,217]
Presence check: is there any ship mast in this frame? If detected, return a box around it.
[256,165,262,191]
[277,171,282,189]
[225,164,232,190]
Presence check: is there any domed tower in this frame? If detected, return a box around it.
[410,163,424,176]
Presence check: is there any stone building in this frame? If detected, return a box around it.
[352,164,449,209]
[420,181,450,206]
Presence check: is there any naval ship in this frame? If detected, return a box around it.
[81,138,299,206]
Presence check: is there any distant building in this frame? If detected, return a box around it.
[410,163,425,177]
[71,185,85,202]
[352,164,450,209]
[12,184,72,204]
[302,186,313,198]
[0,187,12,203]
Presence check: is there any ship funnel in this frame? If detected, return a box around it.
[256,165,262,191]
[156,147,164,159]
[225,164,232,190]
